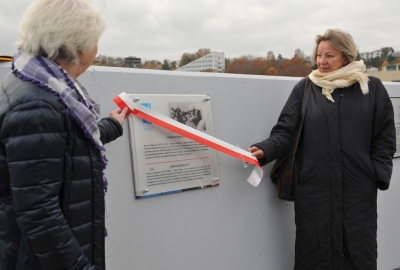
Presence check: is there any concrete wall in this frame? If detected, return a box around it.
[1,63,400,270]
[367,70,400,82]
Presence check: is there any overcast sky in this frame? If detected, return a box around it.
[1,0,399,62]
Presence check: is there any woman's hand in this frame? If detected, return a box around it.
[247,146,265,159]
[110,107,129,126]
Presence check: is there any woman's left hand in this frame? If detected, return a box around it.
[110,107,129,126]
[247,146,266,159]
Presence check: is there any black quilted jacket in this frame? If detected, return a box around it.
[0,72,123,270]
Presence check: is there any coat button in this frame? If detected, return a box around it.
[340,94,344,97]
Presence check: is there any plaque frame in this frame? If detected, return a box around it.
[127,94,220,198]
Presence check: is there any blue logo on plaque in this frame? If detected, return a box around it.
[141,103,152,124]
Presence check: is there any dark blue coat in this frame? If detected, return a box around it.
[254,77,396,270]
[0,72,123,269]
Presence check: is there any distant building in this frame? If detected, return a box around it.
[124,57,141,68]
[106,56,114,64]
[104,57,124,66]
[94,55,120,66]
[392,51,400,58]
[95,55,107,63]
[176,52,225,73]
[360,50,382,59]
[113,57,124,66]
[366,67,379,73]
[366,64,400,82]
[382,64,400,71]
[267,51,275,61]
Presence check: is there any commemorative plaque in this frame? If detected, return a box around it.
[127,94,220,198]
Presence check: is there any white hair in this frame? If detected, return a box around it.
[17,0,106,64]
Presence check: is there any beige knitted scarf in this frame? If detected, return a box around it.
[308,60,369,103]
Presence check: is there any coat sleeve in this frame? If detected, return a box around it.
[98,117,123,145]
[1,101,93,270]
[252,78,305,166]
[370,77,396,190]
[76,80,123,145]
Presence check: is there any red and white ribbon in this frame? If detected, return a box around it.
[113,92,263,187]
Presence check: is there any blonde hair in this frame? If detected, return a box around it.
[312,29,358,65]
[17,0,106,64]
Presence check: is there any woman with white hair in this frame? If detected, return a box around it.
[0,0,127,269]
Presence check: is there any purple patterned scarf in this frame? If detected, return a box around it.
[12,50,109,191]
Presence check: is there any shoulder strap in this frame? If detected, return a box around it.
[288,78,311,158]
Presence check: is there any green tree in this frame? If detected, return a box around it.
[381,47,394,59]
[365,56,383,68]
[170,61,177,70]
[225,58,231,69]
[387,54,395,63]
[161,60,170,70]
[356,51,361,61]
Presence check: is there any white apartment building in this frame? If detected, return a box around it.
[360,50,382,59]
[176,52,225,73]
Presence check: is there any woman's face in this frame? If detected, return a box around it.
[316,41,347,73]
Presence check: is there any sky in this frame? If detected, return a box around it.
[1,0,399,62]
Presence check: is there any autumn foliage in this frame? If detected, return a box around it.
[280,57,312,76]
[225,55,311,77]
[200,68,215,72]
[142,60,161,70]
[179,49,211,67]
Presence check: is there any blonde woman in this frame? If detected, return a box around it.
[0,0,127,269]
[249,29,396,269]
